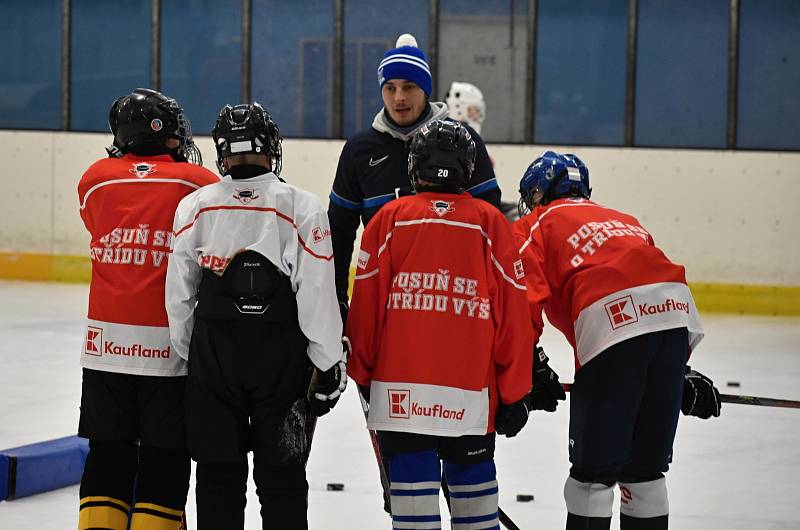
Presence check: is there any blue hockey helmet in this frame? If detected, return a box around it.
[517,150,591,216]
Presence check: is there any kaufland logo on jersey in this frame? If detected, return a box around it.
[85,327,103,356]
[387,389,465,421]
[605,294,690,329]
[604,295,637,329]
[83,326,170,359]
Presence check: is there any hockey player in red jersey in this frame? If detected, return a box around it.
[347,120,533,529]
[512,151,721,530]
[76,89,218,530]
[166,103,346,530]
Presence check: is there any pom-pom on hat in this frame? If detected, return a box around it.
[377,33,432,97]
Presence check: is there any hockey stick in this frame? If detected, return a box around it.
[718,394,800,409]
[561,383,800,409]
[357,390,393,514]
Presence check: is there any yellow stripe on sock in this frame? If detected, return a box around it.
[132,502,184,518]
[78,497,130,530]
[79,496,131,512]
[130,505,184,530]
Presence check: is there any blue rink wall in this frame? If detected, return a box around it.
[1,130,799,314]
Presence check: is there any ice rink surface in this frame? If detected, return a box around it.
[0,280,798,529]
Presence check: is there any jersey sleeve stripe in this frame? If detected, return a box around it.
[174,205,333,261]
[466,177,499,196]
[80,178,204,210]
[363,193,396,209]
[329,191,362,210]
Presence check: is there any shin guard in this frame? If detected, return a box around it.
[443,459,500,530]
[389,450,442,529]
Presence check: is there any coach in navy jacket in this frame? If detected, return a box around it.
[328,34,501,314]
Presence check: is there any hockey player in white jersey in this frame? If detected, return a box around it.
[165,102,346,530]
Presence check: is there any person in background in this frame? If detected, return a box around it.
[328,33,501,326]
[445,81,486,135]
[347,120,532,529]
[166,102,346,530]
[512,150,721,530]
[76,88,217,530]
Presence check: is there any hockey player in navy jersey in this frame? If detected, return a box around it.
[166,103,346,529]
[328,34,501,325]
[512,151,721,530]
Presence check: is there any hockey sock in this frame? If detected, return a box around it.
[78,496,131,530]
[134,446,191,510]
[564,476,613,530]
[253,451,309,530]
[78,440,137,530]
[130,502,184,530]
[618,477,668,530]
[443,459,500,530]
[389,449,442,529]
[195,460,248,530]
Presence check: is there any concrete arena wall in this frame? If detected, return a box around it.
[1,130,798,313]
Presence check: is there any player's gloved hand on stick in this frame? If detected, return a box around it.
[495,398,529,437]
[529,346,567,412]
[681,367,721,419]
[307,358,347,417]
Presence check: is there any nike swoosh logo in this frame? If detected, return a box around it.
[369,155,389,167]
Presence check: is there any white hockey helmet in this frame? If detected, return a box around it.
[445,81,486,134]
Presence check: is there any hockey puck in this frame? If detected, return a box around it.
[726,381,741,388]
[326,483,345,491]
[516,494,534,502]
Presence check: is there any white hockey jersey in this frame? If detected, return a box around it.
[166,171,343,371]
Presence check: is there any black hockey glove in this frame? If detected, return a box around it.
[495,398,529,438]
[681,367,721,419]
[307,359,348,417]
[529,346,567,412]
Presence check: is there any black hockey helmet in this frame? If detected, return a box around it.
[212,102,282,176]
[109,88,201,164]
[408,119,476,192]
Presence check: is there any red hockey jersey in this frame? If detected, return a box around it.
[512,198,703,371]
[78,153,218,376]
[346,191,533,437]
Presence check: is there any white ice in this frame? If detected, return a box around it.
[0,280,798,529]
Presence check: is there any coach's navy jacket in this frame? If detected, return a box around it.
[328,102,501,304]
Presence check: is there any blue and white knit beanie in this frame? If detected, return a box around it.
[377,34,432,97]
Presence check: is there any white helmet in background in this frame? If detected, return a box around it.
[445,81,486,134]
